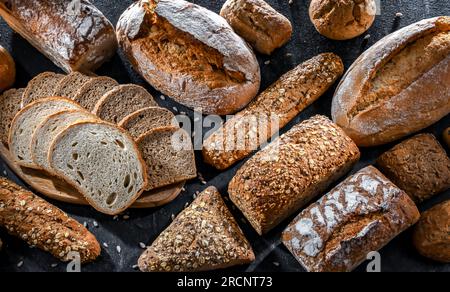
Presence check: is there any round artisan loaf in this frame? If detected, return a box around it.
[0,45,15,92]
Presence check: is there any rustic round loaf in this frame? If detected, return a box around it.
[309,0,376,40]
[413,200,450,263]
[0,45,15,92]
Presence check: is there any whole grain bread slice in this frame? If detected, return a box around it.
[137,126,197,190]
[21,72,65,106]
[0,88,25,145]
[118,107,176,139]
[93,84,158,124]
[49,121,148,215]
[9,97,83,168]
[31,109,99,172]
[73,76,118,111]
[138,186,255,272]
[53,72,92,99]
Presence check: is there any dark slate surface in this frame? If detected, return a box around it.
[0,0,449,272]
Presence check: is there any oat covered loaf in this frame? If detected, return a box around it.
[228,115,360,235]
[282,166,420,272]
[138,186,255,272]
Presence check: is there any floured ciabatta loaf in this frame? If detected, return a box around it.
[332,16,450,146]
[0,0,117,73]
[282,166,420,272]
[116,0,261,115]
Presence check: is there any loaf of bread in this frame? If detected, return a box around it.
[0,177,100,263]
[413,200,450,263]
[0,0,117,73]
[0,45,15,92]
[228,115,360,235]
[138,186,255,272]
[220,0,292,55]
[444,127,450,148]
[282,166,420,272]
[377,134,450,203]
[332,16,450,146]
[116,0,261,115]
[203,53,344,170]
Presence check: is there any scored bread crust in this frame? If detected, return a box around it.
[0,45,16,91]
[48,120,148,215]
[332,16,450,146]
[116,0,261,115]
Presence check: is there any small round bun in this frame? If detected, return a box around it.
[309,0,376,40]
[0,45,15,92]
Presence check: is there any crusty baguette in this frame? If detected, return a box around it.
[21,72,65,107]
[332,16,450,146]
[138,186,255,272]
[0,88,24,145]
[0,0,117,73]
[0,177,100,263]
[0,45,15,92]
[228,115,360,235]
[116,0,261,115]
[118,107,176,139]
[203,53,344,170]
[282,166,420,272]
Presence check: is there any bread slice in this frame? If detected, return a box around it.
[73,76,118,111]
[118,107,176,139]
[53,72,92,99]
[49,121,148,215]
[8,97,83,168]
[137,126,197,190]
[31,109,99,172]
[21,72,65,106]
[93,84,158,124]
[0,88,25,145]
[138,186,255,272]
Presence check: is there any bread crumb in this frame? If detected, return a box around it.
[363,34,371,40]
[17,261,23,268]
[395,12,403,18]
[51,263,58,268]
[139,242,146,249]
[160,95,166,100]
[116,246,122,253]
[103,242,109,248]
[123,215,130,220]
[93,220,99,228]
[264,60,271,65]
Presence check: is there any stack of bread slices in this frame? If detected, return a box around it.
[0,72,197,215]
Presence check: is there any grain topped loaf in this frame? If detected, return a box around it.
[49,121,147,215]
[53,72,92,99]
[0,88,24,145]
[138,186,255,272]
[118,106,176,139]
[203,53,344,170]
[21,72,65,107]
[93,84,158,124]
[9,97,83,168]
[282,166,420,272]
[137,126,197,190]
[31,109,99,172]
[73,76,118,111]
[116,0,261,115]
[228,115,360,235]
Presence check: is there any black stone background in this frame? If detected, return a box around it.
[0,0,449,272]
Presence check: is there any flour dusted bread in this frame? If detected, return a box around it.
[0,45,15,91]
[138,186,255,272]
[49,121,147,215]
[54,72,92,99]
[22,72,65,106]
[73,76,119,111]
[9,97,83,168]
[0,0,117,73]
[332,16,450,146]
[93,84,158,124]
[0,88,24,145]
[282,166,420,272]
[118,107,176,139]
[116,0,260,115]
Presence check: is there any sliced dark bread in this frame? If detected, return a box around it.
[93,84,158,124]
[9,97,83,168]
[118,107,176,139]
[49,121,148,215]
[73,76,118,111]
[54,72,92,99]
[31,109,99,172]
[137,126,197,190]
[138,186,255,272]
[0,88,25,145]
[22,72,65,106]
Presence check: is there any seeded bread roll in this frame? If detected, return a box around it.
[332,16,450,146]
[118,107,176,139]
[138,186,255,272]
[203,53,344,170]
[22,72,65,107]
[116,0,261,115]
[53,72,92,100]
[282,166,420,272]
[220,0,292,55]
[0,0,117,73]
[0,177,100,263]
[228,115,360,235]
[73,76,118,111]
[0,45,15,92]
[376,134,450,203]
[0,88,24,145]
